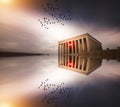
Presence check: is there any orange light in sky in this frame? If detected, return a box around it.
[0,0,11,4]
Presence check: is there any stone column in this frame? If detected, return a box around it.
[78,39,81,54]
[82,38,85,52]
[86,37,90,52]
[74,40,77,54]
[58,44,60,65]
[61,44,63,64]
[74,56,77,69]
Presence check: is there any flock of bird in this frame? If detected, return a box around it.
[38,78,72,107]
[38,0,72,29]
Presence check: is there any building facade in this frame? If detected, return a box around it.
[58,33,102,55]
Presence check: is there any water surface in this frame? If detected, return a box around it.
[0,56,120,107]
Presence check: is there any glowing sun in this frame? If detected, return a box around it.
[0,0,11,4]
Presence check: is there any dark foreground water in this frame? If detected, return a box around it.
[0,56,120,107]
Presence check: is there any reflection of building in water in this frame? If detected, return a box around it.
[102,47,120,62]
[58,33,120,75]
[58,33,102,55]
[58,55,102,75]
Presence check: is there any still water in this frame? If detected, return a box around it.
[0,55,120,107]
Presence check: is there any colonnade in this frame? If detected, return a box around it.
[58,38,88,55]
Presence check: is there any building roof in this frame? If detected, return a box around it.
[58,33,102,45]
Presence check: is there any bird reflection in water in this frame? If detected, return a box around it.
[38,79,72,107]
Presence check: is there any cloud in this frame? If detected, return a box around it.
[0,0,120,54]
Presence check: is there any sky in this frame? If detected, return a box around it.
[0,0,120,54]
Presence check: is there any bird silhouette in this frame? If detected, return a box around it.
[38,0,72,30]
